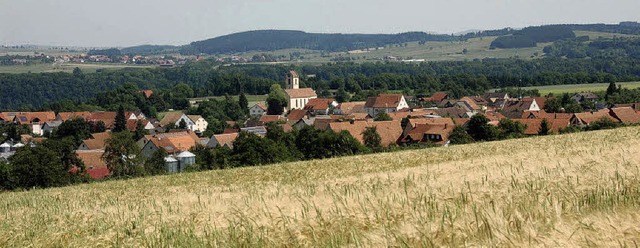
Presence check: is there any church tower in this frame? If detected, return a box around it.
[285,70,300,89]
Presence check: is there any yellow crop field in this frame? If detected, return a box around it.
[2,127,640,247]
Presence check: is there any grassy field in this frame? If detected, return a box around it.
[229,36,549,64]
[0,62,156,74]
[2,127,640,246]
[188,95,267,108]
[520,81,640,95]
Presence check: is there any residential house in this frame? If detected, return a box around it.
[303,98,338,115]
[259,115,287,124]
[609,107,640,124]
[335,101,367,115]
[56,112,91,122]
[78,132,112,150]
[402,118,455,136]
[484,92,510,104]
[207,133,240,148]
[240,126,267,136]
[500,98,541,119]
[42,121,63,135]
[159,112,196,131]
[364,94,409,117]
[139,131,200,158]
[402,121,455,146]
[571,92,599,103]
[87,112,137,129]
[328,120,403,147]
[13,112,57,135]
[423,92,449,103]
[570,109,618,127]
[287,109,308,124]
[74,150,110,179]
[187,115,208,133]
[249,103,267,117]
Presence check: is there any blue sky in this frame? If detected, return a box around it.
[0,0,638,47]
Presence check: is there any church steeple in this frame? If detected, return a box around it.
[285,70,300,89]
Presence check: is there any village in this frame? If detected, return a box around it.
[1,70,639,180]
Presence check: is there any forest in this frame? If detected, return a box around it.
[2,54,640,110]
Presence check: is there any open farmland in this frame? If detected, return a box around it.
[2,127,640,247]
[520,81,640,95]
[0,62,156,74]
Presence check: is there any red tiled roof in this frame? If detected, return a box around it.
[13,112,56,124]
[159,112,184,127]
[253,103,267,111]
[610,107,640,124]
[365,94,404,108]
[287,109,308,122]
[304,98,335,111]
[148,131,200,154]
[285,88,317,98]
[211,133,239,148]
[259,115,286,123]
[425,92,448,102]
[329,120,403,147]
[459,97,481,111]
[452,118,470,127]
[141,90,153,98]
[513,118,570,135]
[572,109,618,125]
[81,132,112,150]
[57,112,91,121]
[88,112,117,128]
[337,101,367,114]
[75,150,110,179]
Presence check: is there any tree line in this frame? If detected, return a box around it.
[2,56,640,110]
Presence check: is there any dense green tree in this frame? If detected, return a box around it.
[134,120,149,141]
[231,132,291,166]
[89,121,107,133]
[539,119,551,135]
[103,131,143,177]
[362,126,382,149]
[7,146,71,189]
[178,119,187,129]
[53,118,92,146]
[498,119,526,139]
[587,117,621,131]
[606,82,618,101]
[335,87,351,103]
[238,92,249,115]
[113,105,127,132]
[266,84,287,115]
[467,114,499,141]
[144,149,167,176]
[543,98,562,113]
[374,112,393,121]
[449,125,474,144]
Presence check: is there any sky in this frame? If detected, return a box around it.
[0,0,639,47]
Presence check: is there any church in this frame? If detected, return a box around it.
[284,70,317,110]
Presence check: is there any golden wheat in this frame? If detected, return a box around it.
[2,127,640,247]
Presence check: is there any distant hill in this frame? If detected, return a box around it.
[490,26,576,49]
[98,22,640,56]
[182,30,457,54]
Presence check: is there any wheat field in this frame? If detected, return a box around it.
[2,127,640,247]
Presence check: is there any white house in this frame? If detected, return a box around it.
[364,94,409,117]
[187,115,208,134]
[250,103,267,117]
